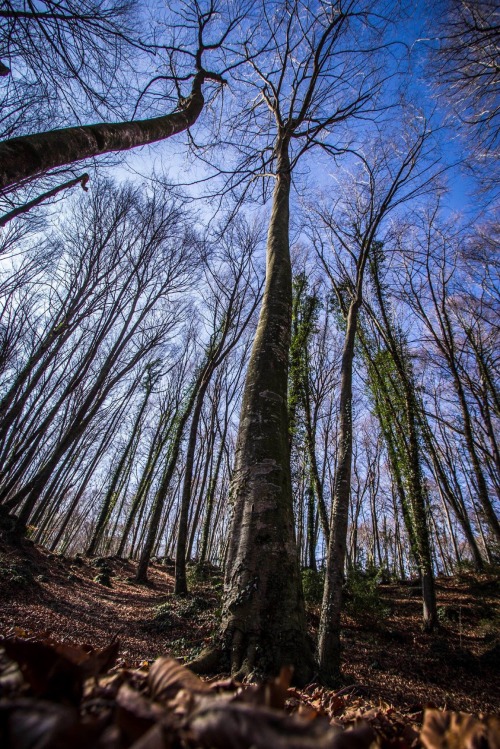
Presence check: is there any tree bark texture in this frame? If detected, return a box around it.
[0,74,206,192]
[219,143,313,683]
[317,298,359,684]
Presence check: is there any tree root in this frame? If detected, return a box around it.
[188,646,227,675]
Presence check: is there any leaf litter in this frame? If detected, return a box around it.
[1,638,498,749]
[0,539,499,747]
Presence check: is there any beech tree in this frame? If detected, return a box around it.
[432,0,499,153]
[0,0,137,137]
[313,122,440,681]
[404,215,500,545]
[189,0,394,683]
[0,180,197,529]
[0,2,242,193]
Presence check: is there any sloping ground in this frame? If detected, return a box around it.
[1,536,499,736]
[335,575,500,714]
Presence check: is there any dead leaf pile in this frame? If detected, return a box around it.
[0,635,498,749]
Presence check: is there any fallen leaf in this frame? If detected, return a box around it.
[3,638,83,704]
[187,700,377,749]
[0,697,78,749]
[116,683,164,743]
[148,657,210,702]
[421,709,500,749]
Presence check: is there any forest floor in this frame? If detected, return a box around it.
[0,535,499,747]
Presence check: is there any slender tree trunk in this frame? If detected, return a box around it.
[451,362,500,542]
[87,384,151,556]
[306,483,317,570]
[175,375,212,593]
[135,370,204,582]
[200,422,227,564]
[187,418,216,560]
[422,423,483,569]
[318,295,360,683]
[304,398,330,543]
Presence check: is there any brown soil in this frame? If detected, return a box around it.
[1,536,499,719]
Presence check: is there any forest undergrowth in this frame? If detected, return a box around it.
[0,534,498,748]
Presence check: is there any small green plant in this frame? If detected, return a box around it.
[187,562,223,594]
[301,568,324,605]
[152,602,176,633]
[93,571,111,587]
[179,595,212,616]
[0,555,34,588]
[437,604,460,624]
[478,611,500,644]
[345,567,389,622]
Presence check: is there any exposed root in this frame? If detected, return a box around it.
[189,646,227,675]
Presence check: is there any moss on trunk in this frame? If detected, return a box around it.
[218,141,313,684]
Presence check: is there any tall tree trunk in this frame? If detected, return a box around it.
[200,421,228,564]
[135,369,205,582]
[175,375,212,593]
[422,422,483,569]
[215,141,313,683]
[87,383,151,556]
[318,295,360,684]
[306,484,317,570]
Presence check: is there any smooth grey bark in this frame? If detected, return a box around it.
[175,290,260,592]
[0,72,217,192]
[215,143,313,682]
[318,290,362,683]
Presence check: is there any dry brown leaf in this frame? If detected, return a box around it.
[236,666,294,710]
[2,636,120,706]
[187,699,378,749]
[207,676,240,692]
[0,698,80,749]
[115,683,164,743]
[0,650,24,697]
[421,709,500,749]
[79,639,120,679]
[148,657,210,702]
[3,638,84,704]
[129,722,172,749]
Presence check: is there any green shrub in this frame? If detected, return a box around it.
[179,595,212,616]
[0,556,34,588]
[478,611,500,644]
[437,604,461,624]
[152,602,176,633]
[345,567,389,622]
[93,571,111,587]
[301,568,324,605]
[187,562,223,593]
